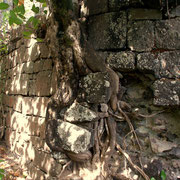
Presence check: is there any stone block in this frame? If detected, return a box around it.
[19,74,29,95]
[34,150,62,176]
[137,51,180,79]
[128,21,154,51]
[109,0,143,11]
[29,117,45,136]
[34,60,43,73]
[128,8,162,20]
[88,12,127,50]
[30,43,41,61]
[22,62,34,74]
[137,53,160,77]
[11,111,28,133]
[32,97,49,117]
[39,43,50,58]
[13,95,23,112]
[153,79,180,106]
[57,121,92,153]
[169,5,180,18]
[43,59,53,71]
[79,72,111,104]
[29,80,36,96]
[17,46,29,63]
[155,19,180,49]
[35,71,52,96]
[158,51,180,79]
[64,102,98,122]
[28,163,45,180]
[83,0,108,16]
[50,67,57,95]
[22,97,33,115]
[107,51,135,71]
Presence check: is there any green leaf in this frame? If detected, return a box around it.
[31,4,39,14]
[9,10,23,25]
[0,173,4,180]
[36,38,43,42]
[0,2,9,10]
[42,2,47,7]
[32,17,39,29]
[151,178,156,180]
[13,0,19,6]
[27,16,34,23]
[17,13,26,20]
[161,170,166,180]
[0,160,4,163]
[23,36,31,39]
[14,4,25,15]
[22,31,33,36]
[0,169,4,174]
[36,0,46,3]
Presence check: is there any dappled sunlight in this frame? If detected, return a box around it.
[79,161,103,180]
[0,21,58,178]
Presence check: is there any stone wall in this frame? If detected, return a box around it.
[0,0,180,179]
[0,24,63,179]
[84,0,180,179]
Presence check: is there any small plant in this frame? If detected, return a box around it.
[151,170,167,180]
[0,0,47,53]
[0,160,5,180]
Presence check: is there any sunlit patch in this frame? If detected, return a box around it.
[161,59,166,68]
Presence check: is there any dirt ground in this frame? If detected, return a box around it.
[0,141,32,180]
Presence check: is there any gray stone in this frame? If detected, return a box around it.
[128,21,154,52]
[137,51,180,79]
[52,152,69,164]
[169,5,180,17]
[57,121,92,153]
[83,0,108,16]
[79,72,111,104]
[150,136,177,153]
[35,71,52,96]
[64,102,98,122]
[169,147,180,159]
[22,62,34,74]
[155,19,180,49]
[88,12,127,50]
[153,79,180,106]
[128,8,162,20]
[158,51,180,79]
[109,0,143,11]
[30,43,41,61]
[34,60,43,73]
[107,51,135,71]
[137,53,160,77]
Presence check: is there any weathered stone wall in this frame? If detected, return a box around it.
[0,0,180,179]
[83,0,180,179]
[0,24,63,179]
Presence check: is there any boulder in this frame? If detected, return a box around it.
[57,121,92,153]
[79,72,111,104]
[64,102,98,122]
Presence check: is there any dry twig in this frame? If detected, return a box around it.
[117,102,142,151]
[116,143,150,180]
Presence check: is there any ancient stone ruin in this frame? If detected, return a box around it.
[0,0,180,179]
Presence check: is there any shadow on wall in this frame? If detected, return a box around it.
[0,27,61,179]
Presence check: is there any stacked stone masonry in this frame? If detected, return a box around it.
[87,0,180,106]
[0,0,180,179]
[0,26,60,179]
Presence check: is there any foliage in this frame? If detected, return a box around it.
[150,170,167,180]
[0,0,47,54]
[0,160,4,180]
